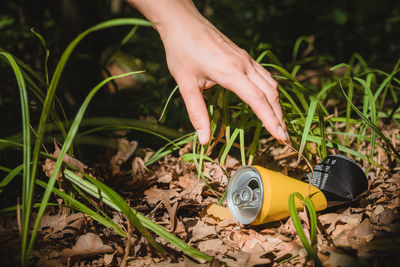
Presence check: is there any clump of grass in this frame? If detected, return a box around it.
[0,18,212,265]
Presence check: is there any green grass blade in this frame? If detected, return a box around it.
[0,164,24,195]
[261,50,284,67]
[345,79,354,153]
[31,29,50,85]
[339,80,400,159]
[220,128,240,165]
[288,193,322,266]
[181,153,215,163]
[63,169,212,261]
[145,134,194,166]
[78,125,178,149]
[27,71,140,258]
[303,197,317,246]
[26,20,151,263]
[317,103,327,159]
[239,128,246,166]
[329,63,350,72]
[36,180,126,237]
[292,36,311,61]
[0,52,31,263]
[85,176,166,255]
[297,97,318,163]
[279,86,304,118]
[355,75,377,163]
[306,135,389,168]
[159,85,179,122]
[79,117,182,139]
[247,122,262,165]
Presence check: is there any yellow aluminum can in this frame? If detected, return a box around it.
[227,165,327,225]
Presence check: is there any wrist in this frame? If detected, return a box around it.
[127,0,205,33]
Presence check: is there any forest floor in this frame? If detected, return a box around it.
[1,124,400,267]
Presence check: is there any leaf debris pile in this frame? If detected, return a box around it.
[1,132,399,267]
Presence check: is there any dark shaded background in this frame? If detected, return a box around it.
[1,0,399,135]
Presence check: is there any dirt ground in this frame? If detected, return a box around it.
[1,125,400,267]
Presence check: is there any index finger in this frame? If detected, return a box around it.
[217,73,289,142]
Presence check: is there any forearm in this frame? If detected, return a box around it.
[126,0,206,34]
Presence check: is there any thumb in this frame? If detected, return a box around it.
[178,80,210,145]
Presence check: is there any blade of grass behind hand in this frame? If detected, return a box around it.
[317,103,327,159]
[297,96,318,164]
[159,85,179,122]
[345,79,354,153]
[220,128,240,165]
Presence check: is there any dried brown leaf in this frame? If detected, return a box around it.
[319,213,362,234]
[144,187,178,205]
[275,238,303,261]
[39,211,86,240]
[318,247,368,267]
[370,206,396,225]
[197,239,229,255]
[110,138,138,176]
[62,232,113,259]
[220,250,271,267]
[189,220,217,242]
[42,158,62,181]
[53,146,88,172]
[348,219,374,249]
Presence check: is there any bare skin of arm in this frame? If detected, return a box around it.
[127,0,289,144]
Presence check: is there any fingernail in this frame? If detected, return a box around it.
[196,129,208,145]
[277,126,287,141]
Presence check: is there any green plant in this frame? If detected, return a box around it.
[0,18,212,265]
[288,192,322,267]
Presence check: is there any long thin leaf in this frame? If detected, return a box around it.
[36,180,126,237]
[0,52,31,262]
[0,164,24,195]
[339,79,400,159]
[85,175,166,255]
[27,71,140,258]
[63,169,212,261]
[288,193,322,266]
[297,97,318,164]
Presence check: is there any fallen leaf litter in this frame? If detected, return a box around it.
[1,128,400,266]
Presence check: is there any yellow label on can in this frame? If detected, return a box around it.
[251,165,327,225]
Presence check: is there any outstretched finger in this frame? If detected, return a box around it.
[218,74,289,142]
[248,64,286,131]
[178,80,211,145]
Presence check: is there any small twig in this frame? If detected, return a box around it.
[274,151,298,161]
[120,220,132,267]
[206,124,226,156]
[29,124,49,154]
[16,197,22,237]
[146,201,163,217]
[310,114,334,131]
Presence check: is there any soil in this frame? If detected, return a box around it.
[0,125,399,267]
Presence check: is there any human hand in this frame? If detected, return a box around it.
[128,0,288,145]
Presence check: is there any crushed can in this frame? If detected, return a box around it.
[227,155,368,225]
[302,154,368,205]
